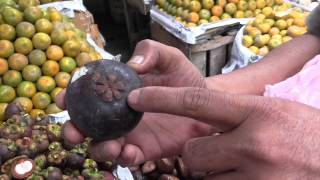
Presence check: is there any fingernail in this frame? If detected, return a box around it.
[128,89,140,106]
[129,55,144,65]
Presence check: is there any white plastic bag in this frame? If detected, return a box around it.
[222,26,262,74]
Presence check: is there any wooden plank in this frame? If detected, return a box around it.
[209,46,227,76]
[190,52,207,76]
[191,35,235,53]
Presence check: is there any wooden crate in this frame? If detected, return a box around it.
[151,21,240,76]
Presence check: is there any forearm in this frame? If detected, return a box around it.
[207,34,320,95]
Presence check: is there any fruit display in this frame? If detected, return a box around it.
[155,0,294,28]
[0,102,116,179]
[66,60,144,142]
[242,7,309,56]
[0,0,103,120]
[39,0,69,4]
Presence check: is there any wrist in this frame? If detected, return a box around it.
[205,76,233,93]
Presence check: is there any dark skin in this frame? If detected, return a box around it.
[58,36,320,179]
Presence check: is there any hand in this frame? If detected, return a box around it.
[58,40,214,166]
[128,86,320,179]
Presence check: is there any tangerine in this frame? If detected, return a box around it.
[0,85,16,103]
[13,97,33,113]
[32,92,51,110]
[17,81,36,98]
[42,60,60,76]
[46,45,64,61]
[22,65,42,82]
[14,37,33,55]
[0,58,8,75]
[3,70,22,87]
[0,24,16,41]
[16,21,36,38]
[8,53,28,71]
[0,40,14,58]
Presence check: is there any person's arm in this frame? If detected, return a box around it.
[207,34,320,95]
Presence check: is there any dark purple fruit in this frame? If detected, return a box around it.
[47,167,63,180]
[66,153,85,169]
[5,102,24,119]
[66,60,143,142]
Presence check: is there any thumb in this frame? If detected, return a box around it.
[128,87,263,131]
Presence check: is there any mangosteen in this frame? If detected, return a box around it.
[81,168,104,180]
[32,134,49,153]
[11,158,35,179]
[16,137,37,158]
[47,150,68,167]
[5,102,24,120]
[66,60,144,142]
[48,142,63,152]
[0,174,10,180]
[66,153,85,169]
[0,139,17,164]
[34,155,47,170]
[46,124,62,142]
[46,167,63,180]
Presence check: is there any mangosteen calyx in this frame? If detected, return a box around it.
[66,60,144,142]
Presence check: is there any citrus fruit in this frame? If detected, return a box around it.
[234,11,244,18]
[186,22,197,28]
[271,34,282,40]
[3,70,22,87]
[244,10,254,18]
[249,28,262,38]
[0,24,15,41]
[262,7,273,18]
[176,0,183,6]
[257,23,271,34]
[189,0,201,12]
[182,0,191,8]
[0,85,16,103]
[59,57,76,72]
[275,20,288,30]
[282,36,292,43]
[16,21,36,38]
[187,12,200,23]
[28,49,46,66]
[256,0,266,9]
[63,40,81,58]
[46,45,64,61]
[254,9,261,16]
[36,76,56,93]
[2,6,23,26]
[268,38,282,50]
[71,67,80,76]
[248,0,256,11]
[176,7,184,17]
[50,29,67,46]
[225,3,237,15]
[269,27,280,36]
[286,18,294,26]
[49,10,63,22]
[18,0,40,10]
[198,19,209,25]
[23,6,43,23]
[42,60,60,76]
[242,35,253,47]
[65,30,77,41]
[211,5,223,17]
[237,0,248,11]
[17,81,36,98]
[255,14,266,20]
[0,58,8,75]
[287,25,306,37]
[30,109,45,119]
[258,46,269,56]
[0,103,8,122]
[249,46,259,54]
[157,0,166,8]
[32,32,52,50]
[228,0,239,3]
[0,40,14,58]
[280,30,287,36]
[216,0,227,7]
[275,0,283,5]
[221,13,232,19]
[266,0,274,6]
[55,72,70,88]
[13,97,33,113]
[79,40,90,53]
[264,19,275,26]
[8,53,28,71]
[254,34,270,48]
[45,103,62,114]
[22,65,41,82]
[76,52,92,67]
[35,18,53,34]
[202,0,214,10]
[199,9,211,20]
[32,92,51,110]
[209,16,220,22]
[14,37,33,55]
[50,87,62,103]
[293,18,305,27]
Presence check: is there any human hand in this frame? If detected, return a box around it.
[57,40,214,166]
[128,86,320,179]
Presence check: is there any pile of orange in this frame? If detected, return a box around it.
[0,0,102,121]
[156,0,292,28]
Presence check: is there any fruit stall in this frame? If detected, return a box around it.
[0,0,318,179]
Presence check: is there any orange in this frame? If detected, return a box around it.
[198,19,209,25]
[22,65,42,82]
[42,60,60,76]
[188,12,200,23]
[244,10,254,18]
[28,49,46,66]
[216,0,227,7]
[16,21,36,38]
[32,92,51,110]
[189,0,202,12]
[0,85,16,103]
[51,29,67,46]
[183,0,191,8]
[228,0,239,3]
[32,32,52,50]
[275,20,287,30]
[35,18,53,34]
[79,40,90,53]
[3,70,22,87]
[49,11,63,22]
[248,0,256,11]
[13,97,33,113]
[256,0,266,9]
[0,103,8,122]
[45,103,62,114]
[211,6,223,17]
[234,11,245,18]
[186,22,197,28]
[221,13,232,19]
[30,109,45,119]
[2,6,23,26]
[50,87,63,103]
[0,24,16,41]
[55,72,71,88]
[237,0,248,11]
[8,53,28,71]
[14,37,33,55]
[63,40,81,58]
[0,40,14,58]
[156,0,166,8]
[209,16,220,22]
[269,27,280,36]
[60,57,77,72]
[76,52,92,67]
[65,30,77,41]
[202,0,214,10]
[199,9,211,20]
[46,45,64,61]
[0,58,8,75]
[225,3,237,15]
[36,76,56,93]
[17,81,36,98]
[23,6,43,24]
[293,18,306,27]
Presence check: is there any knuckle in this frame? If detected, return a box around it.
[136,39,156,50]
[178,88,211,114]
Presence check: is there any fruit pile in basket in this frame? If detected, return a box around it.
[0,0,103,122]
[242,7,309,56]
[0,102,116,179]
[155,0,293,27]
